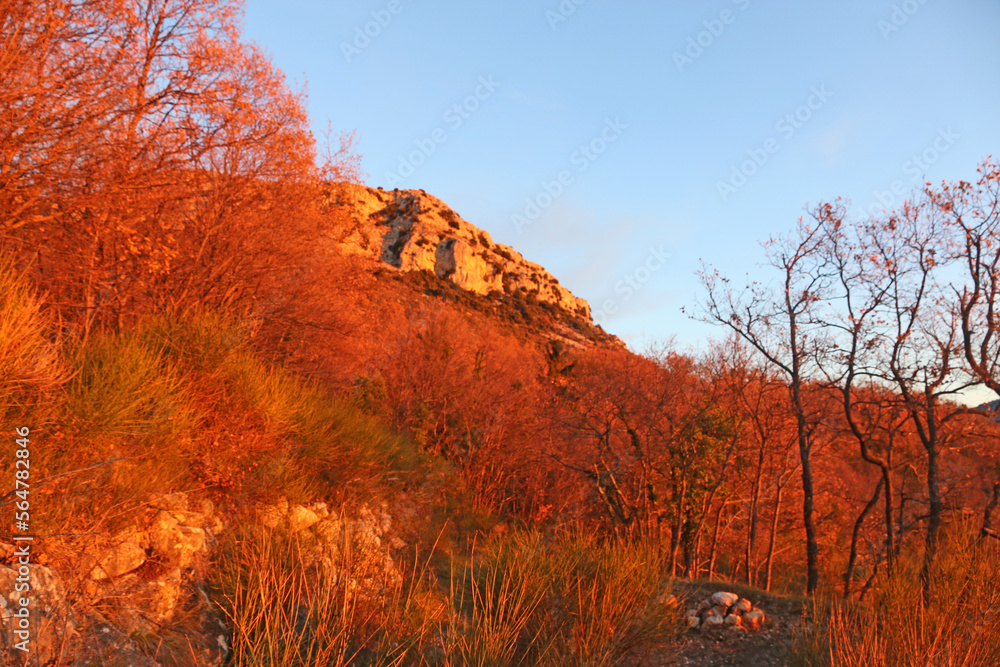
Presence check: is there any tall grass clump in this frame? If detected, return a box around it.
[436,531,677,667]
[0,257,66,418]
[791,528,1000,667]
[213,522,410,667]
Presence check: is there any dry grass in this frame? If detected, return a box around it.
[791,529,1000,667]
[211,527,680,666]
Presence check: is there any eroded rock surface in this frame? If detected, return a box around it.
[324,183,591,319]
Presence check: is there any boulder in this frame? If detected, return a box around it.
[89,525,148,580]
[710,591,739,608]
[0,564,76,666]
[288,505,322,532]
[743,609,766,630]
[734,597,752,614]
[702,613,725,630]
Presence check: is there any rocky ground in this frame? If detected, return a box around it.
[649,582,808,667]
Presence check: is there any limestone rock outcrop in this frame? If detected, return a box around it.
[0,492,228,666]
[260,499,403,596]
[324,183,591,320]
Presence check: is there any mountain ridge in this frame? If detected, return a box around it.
[323,182,592,321]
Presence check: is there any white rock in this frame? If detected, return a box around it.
[703,613,724,630]
[710,591,739,608]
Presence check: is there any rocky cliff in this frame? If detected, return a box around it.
[324,183,591,320]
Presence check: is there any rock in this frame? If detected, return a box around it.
[698,598,712,613]
[148,511,208,571]
[734,597,752,614]
[710,591,739,608]
[703,613,725,630]
[288,505,322,532]
[0,564,76,665]
[743,609,766,630]
[89,525,147,579]
[71,619,160,667]
[260,497,290,528]
[724,613,742,627]
[686,613,701,630]
[711,605,729,619]
[325,183,592,320]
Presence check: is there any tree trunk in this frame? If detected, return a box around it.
[708,501,725,580]
[745,445,764,585]
[921,441,943,605]
[981,479,1000,543]
[844,477,883,599]
[764,483,784,592]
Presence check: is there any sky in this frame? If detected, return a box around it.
[242,0,1000,358]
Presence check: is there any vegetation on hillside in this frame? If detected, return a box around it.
[1,0,999,664]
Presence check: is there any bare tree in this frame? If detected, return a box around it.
[696,219,830,594]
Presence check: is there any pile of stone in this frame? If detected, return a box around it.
[686,591,765,632]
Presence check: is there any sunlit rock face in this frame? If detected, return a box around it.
[324,182,592,320]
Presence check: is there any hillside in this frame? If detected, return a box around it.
[321,182,619,348]
[3,1,1000,664]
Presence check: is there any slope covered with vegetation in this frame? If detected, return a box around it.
[2,0,1000,665]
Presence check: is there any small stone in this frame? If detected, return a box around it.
[724,613,742,627]
[734,597,752,614]
[289,505,322,532]
[90,527,147,580]
[711,605,729,619]
[710,591,739,608]
[686,613,701,630]
[698,598,712,613]
[743,609,765,630]
[703,613,724,630]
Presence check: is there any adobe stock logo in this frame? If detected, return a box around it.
[511,118,627,234]
[716,85,833,202]
[591,245,672,327]
[673,0,752,72]
[340,0,404,63]
[546,0,587,30]
[878,0,932,40]
[863,127,959,217]
[383,76,501,188]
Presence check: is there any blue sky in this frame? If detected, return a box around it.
[243,0,1000,355]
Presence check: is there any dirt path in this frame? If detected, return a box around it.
[646,582,807,667]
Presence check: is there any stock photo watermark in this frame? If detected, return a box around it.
[591,245,671,327]
[863,127,959,217]
[511,117,627,234]
[546,0,587,30]
[340,0,405,62]
[878,0,931,40]
[673,0,752,72]
[716,85,833,202]
[8,426,33,654]
[383,75,501,187]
